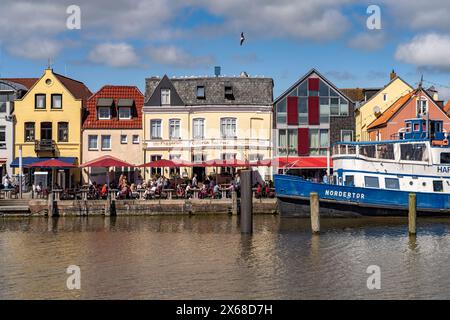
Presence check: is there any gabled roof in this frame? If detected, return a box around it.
[0,78,39,90]
[357,76,413,110]
[274,68,354,104]
[340,88,365,102]
[83,85,144,129]
[367,90,417,130]
[53,72,92,105]
[145,75,185,106]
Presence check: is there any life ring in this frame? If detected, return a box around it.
[444,139,449,146]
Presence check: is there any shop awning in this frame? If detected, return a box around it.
[276,157,332,169]
[139,159,192,168]
[117,98,134,107]
[10,157,77,168]
[97,98,113,106]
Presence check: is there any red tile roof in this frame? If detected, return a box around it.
[0,78,39,89]
[53,73,92,107]
[444,100,450,115]
[83,85,144,129]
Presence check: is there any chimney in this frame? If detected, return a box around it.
[390,69,397,81]
[214,66,221,77]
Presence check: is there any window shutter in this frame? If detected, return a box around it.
[298,128,309,156]
[308,96,319,125]
[287,96,298,125]
[308,78,319,91]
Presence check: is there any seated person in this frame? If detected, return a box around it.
[213,184,220,198]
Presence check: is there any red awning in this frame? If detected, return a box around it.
[27,159,78,168]
[276,157,332,169]
[139,159,192,168]
[80,155,135,168]
[249,159,277,167]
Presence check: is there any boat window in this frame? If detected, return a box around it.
[377,144,395,160]
[364,176,379,188]
[400,143,428,162]
[440,153,450,164]
[345,175,354,186]
[339,144,347,155]
[433,180,443,192]
[360,145,376,158]
[348,145,356,154]
[385,178,400,190]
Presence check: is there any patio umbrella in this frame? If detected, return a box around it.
[249,159,276,167]
[80,155,135,187]
[28,158,77,189]
[139,159,193,178]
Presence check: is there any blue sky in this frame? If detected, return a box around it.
[1,0,450,99]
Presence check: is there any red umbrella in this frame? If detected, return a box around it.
[80,155,135,168]
[249,159,276,167]
[139,159,192,168]
[27,159,77,168]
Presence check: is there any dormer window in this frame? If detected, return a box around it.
[225,85,234,99]
[196,86,205,99]
[98,107,111,119]
[161,89,170,105]
[119,107,131,119]
[417,99,428,117]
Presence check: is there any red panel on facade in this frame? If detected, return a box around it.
[308,96,319,125]
[308,78,319,91]
[287,96,298,125]
[298,128,309,156]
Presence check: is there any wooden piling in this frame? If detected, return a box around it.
[310,192,320,233]
[409,193,416,235]
[240,170,253,233]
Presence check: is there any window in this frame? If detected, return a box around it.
[341,130,353,142]
[196,86,205,99]
[119,107,131,119]
[132,135,139,144]
[24,122,35,142]
[0,93,13,113]
[298,81,308,96]
[51,94,62,109]
[298,97,308,124]
[169,119,180,139]
[88,135,98,150]
[344,175,354,186]
[277,129,298,155]
[120,134,127,144]
[101,135,111,150]
[383,93,388,102]
[339,98,349,115]
[385,178,400,190]
[35,94,46,109]
[319,98,329,124]
[417,99,428,116]
[440,153,450,164]
[98,107,111,119]
[161,89,170,105]
[310,129,329,155]
[400,143,428,162]
[330,98,339,115]
[319,80,329,96]
[221,118,236,138]
[0,126,5,149]
[376,144,395,160]
[193,154,206,163]
[193,118,204,139]
[276,99,287,124]
[249,154,264,161]
[57,122,68,142]
[150,119,162,139]
[278,129,287,155]
[360,145,376,158]
[225,86,234,99]
[433,180,444,192]
[287,129,298,155]
[364,176,379,188]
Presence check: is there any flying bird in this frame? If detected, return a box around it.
[240,32,245,46]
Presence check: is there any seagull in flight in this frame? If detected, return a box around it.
[240,32,245,46]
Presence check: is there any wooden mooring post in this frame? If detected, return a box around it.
[409,193,416,235]
[310,192,320,233]
[240,170,253,234]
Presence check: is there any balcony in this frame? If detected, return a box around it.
[34,139,56,152]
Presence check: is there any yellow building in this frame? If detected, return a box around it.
[12,68,92,187]
[354,71,413,141]
[143,74,273,181]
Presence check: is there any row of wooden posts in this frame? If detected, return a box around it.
[309,192,418,235]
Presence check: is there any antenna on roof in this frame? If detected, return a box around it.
[47,58,54,70]
[419,74,423,89]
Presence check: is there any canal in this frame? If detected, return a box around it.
[1,215,450,299]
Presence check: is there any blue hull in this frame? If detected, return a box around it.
[274,174,450,217]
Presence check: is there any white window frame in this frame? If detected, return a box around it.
[193,118,205,139]
[161,89,170,105]
[417,99,428,117]
[220,117,237,138]
[98,107,111,120]
[88,135,98,150]
[118,107,131,119]
[150,119,162,139]
[0,125,6,149]
[341,130,353,142]
[120,134,127,144]
[132,134,139,144]
[101,135,111,150]
[169,119,181,139]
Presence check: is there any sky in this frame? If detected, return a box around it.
[2,0,450,100]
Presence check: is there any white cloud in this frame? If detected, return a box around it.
[7,38,62,60]
[88,43,139,67]
[348,32,387,51]
[395,33,450,71]
[146,46,214,68]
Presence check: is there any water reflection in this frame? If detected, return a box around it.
[1,216,450,299]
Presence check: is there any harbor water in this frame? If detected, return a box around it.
[1,215,450,299]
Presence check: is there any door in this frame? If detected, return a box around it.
[41,122,52,140]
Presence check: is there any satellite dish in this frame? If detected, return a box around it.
[373,106,381,115]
